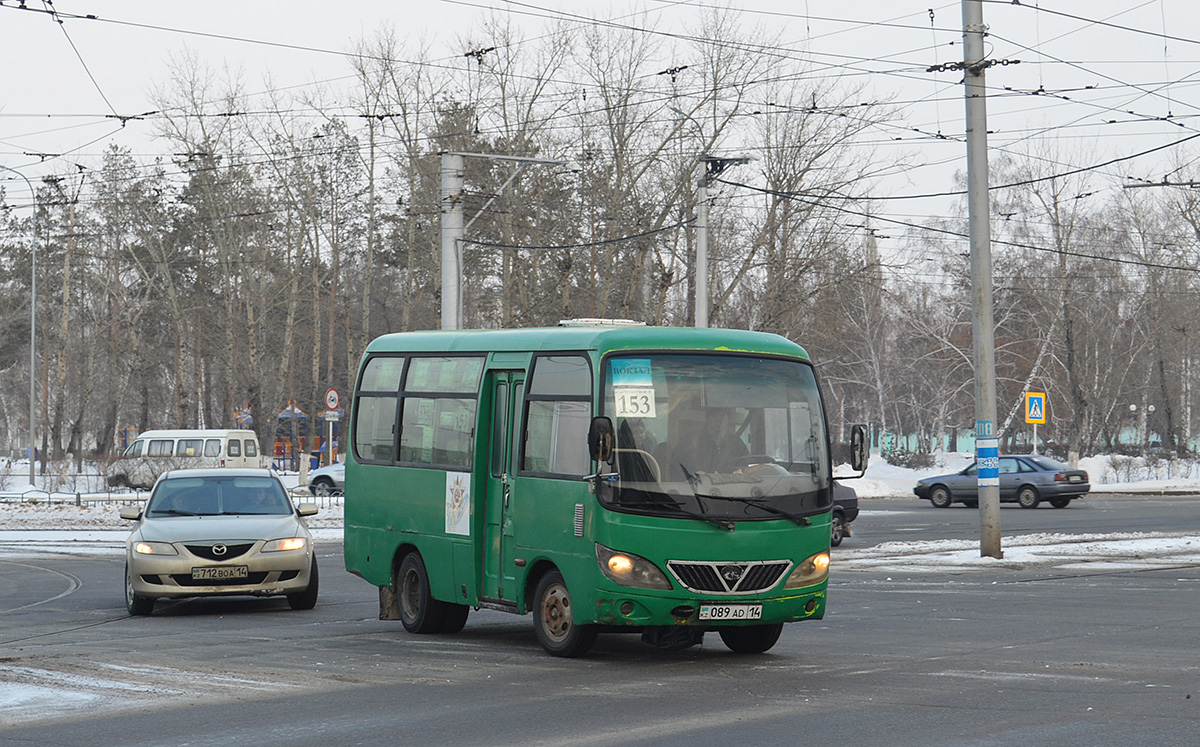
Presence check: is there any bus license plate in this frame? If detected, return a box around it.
[192,566,248,580]
[699,604,762,621]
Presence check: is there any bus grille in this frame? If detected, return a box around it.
[666,560,791,595]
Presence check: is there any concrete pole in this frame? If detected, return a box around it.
[695,178,709,328]
[963,0,1002,558]
[440,152,464,331]
[1,165,37,488]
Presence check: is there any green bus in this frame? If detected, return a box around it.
[344,322,866,657]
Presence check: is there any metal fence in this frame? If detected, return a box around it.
[0,473,343,510]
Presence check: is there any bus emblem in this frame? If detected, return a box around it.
[720,565,744,583]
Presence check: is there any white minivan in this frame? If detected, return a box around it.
[108,429,262,489]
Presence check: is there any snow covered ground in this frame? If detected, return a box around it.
[1,454,1198,571]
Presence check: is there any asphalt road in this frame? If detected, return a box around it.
[2,494,1199,745]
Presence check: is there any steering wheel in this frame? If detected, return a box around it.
[723,454,780,472]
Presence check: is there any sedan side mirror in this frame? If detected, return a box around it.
[297,503,319,517]
[588,416,615,464]
[119,506,142,521]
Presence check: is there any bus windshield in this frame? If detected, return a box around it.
[601,354,831,522]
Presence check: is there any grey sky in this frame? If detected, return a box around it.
[3,1,1198,246]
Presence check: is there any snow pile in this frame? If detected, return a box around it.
[836,532,1200,573]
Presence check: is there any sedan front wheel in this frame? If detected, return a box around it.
[125,563,154,616]
[929,486,953,509]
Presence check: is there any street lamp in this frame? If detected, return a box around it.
[0,164,37,489]
[440,152,574,330]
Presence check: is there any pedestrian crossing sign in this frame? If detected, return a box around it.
[1025,392,1046,424]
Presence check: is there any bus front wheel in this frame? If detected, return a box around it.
[533,570,597,658]
[718,623,784,654]
[396,553,445,633]
[439,603,470,633]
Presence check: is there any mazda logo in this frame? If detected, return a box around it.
[212,544,227,556]
[720,565,744,582]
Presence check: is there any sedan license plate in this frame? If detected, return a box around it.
[698,604,762,621]
[192,565,248,580]
[1069,475,1082,483]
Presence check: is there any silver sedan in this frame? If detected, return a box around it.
[121,469,319,615]
[914,455,1089,509]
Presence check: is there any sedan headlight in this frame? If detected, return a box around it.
[134,541,177,556]
[783,550,830,589]
[596,544,672,590]
[262,537,307,552]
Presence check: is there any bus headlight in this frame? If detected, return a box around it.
[596,544,672,590]
[783,551,830,589]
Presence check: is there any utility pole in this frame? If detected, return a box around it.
[1,164,37,489]
[439,152,574,331]
[695,178,709,328]
[695,154,754,328]
[440,152,464,331]
[963,0,1002,558]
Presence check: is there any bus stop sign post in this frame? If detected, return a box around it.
[324,389,339,466]
[1025,392,1046,455]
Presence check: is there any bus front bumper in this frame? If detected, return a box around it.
[591,585,826,628]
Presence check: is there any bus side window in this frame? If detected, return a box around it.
[148,440,173,457]
[491,382,509,477]
[227,440,242,458]
[524,401,591,475]
[204,439,221,457]
[399,397,476,468]
[522,355,592,476]
[124,440,144,457]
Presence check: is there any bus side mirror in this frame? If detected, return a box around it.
[850,424,869,473]
[588,416,615,464]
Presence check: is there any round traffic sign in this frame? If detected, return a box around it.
[325,388,339,410]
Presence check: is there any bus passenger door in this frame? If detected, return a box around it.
[483,371,523,603]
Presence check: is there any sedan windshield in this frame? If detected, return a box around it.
[146,476,293,517]
[600,354,831,523]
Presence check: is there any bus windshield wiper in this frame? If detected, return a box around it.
[640,494,734,532]
[672,464,733,531]
[698,494,812,527]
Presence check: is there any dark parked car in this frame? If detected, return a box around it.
[831,481,859,546]
[914,455,1089,509]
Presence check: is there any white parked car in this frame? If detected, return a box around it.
[120,469,319,615]
[307,461,345,496]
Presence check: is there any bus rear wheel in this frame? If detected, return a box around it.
[396,553,446,633]
[718,623,784,654]
[533,570,597,658]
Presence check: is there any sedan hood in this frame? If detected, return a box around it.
[134,514,306,544]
